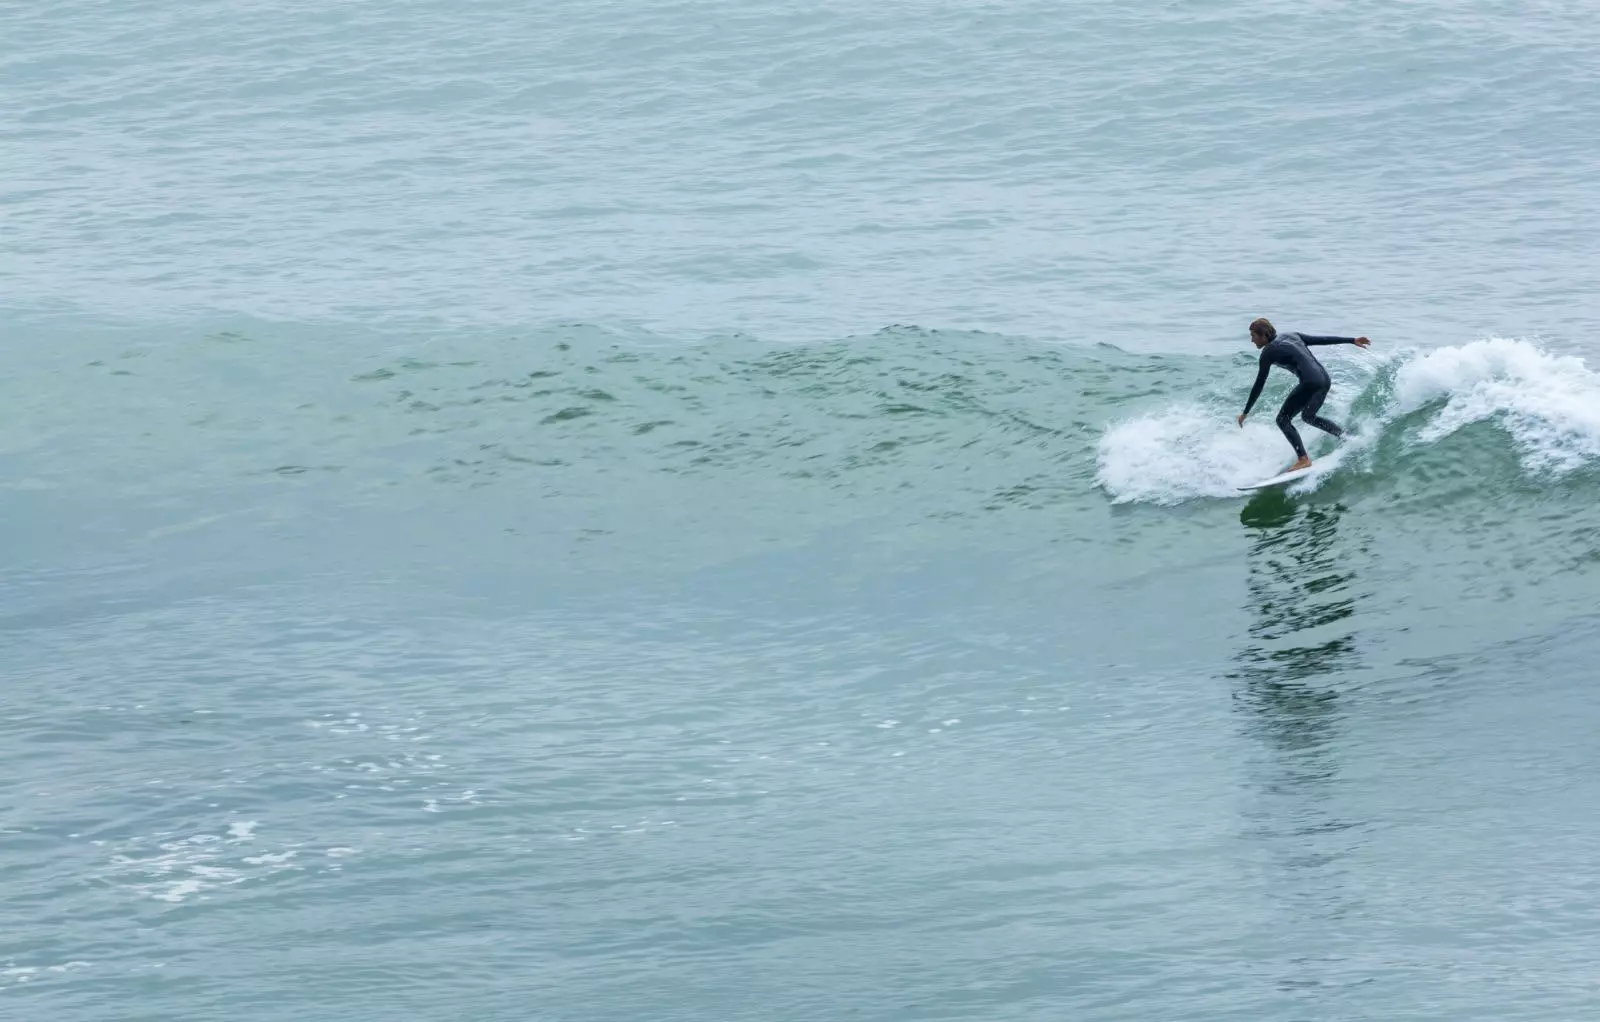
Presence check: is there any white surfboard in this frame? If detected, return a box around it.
[1237,465,1314,492]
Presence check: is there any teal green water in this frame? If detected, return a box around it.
[7,2,1600,1020]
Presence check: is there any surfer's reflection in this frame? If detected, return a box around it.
[1233,496,1361,693]
[1230,494,1367,919]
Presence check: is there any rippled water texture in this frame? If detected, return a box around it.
[7,1,1600,1020]
[6,0,1600,341]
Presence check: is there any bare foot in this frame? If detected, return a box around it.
[1289,456,1313,472]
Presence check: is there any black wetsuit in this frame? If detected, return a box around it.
[1241,332,1359,459]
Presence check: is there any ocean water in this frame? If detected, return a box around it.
[6,2,1600,1020]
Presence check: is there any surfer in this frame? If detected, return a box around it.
[1237,318,1371,471]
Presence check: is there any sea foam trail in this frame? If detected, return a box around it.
[1096,338,1600,505]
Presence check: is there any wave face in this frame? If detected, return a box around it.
[7,323,1599,641]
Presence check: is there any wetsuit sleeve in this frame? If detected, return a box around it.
[1300,334,1356,346]
[1242,351,1271,416]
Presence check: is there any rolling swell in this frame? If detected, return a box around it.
[7,325,1143,522]
[10,325,1596,526]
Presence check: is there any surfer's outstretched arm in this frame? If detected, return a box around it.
[1302,335,1372,347]
[1238,353,1272,423]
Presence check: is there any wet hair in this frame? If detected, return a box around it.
[1249,317,1276,342]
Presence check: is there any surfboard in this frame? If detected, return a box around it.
[1237,465,1314,492]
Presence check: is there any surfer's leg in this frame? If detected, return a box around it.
[1275,385,1312,460]
[1299,384,1343,438]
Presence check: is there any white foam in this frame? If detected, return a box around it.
[1096,403,1293,504]
[1392,337,1600,474]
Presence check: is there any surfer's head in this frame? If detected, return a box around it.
[1249,318,1276,348]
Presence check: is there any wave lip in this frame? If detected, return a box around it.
[1392,338,1600,475]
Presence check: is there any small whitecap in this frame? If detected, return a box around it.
[154,878,206,903]
[242,852,296,866]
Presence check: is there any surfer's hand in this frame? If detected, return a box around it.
[1354,336,1371,347]
[1237,413,1246,427]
